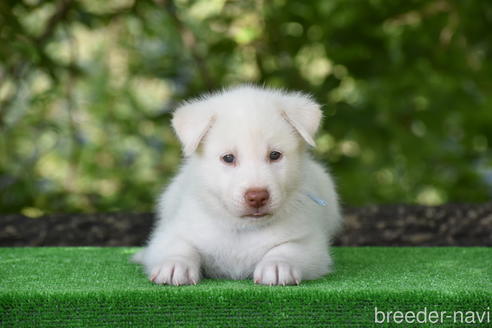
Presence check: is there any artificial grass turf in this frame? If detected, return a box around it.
[0,247,490,327]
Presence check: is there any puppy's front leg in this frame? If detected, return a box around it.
[146,240,201,286]
[253,241,331,286]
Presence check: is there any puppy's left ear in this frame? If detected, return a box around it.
[172,101,215,156]
[280,92,322,147]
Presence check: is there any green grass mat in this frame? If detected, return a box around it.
[1,247,491,327]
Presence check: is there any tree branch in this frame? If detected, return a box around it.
[36,0,74,45]
[155,0,216,90]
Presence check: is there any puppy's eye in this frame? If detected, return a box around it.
[222,154,235,164]
[269,151,282,161]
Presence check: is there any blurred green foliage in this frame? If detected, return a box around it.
[1,0,491,215]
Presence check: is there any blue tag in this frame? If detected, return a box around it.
[306,193,328,206]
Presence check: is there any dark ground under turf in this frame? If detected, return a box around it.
[1,202,491,247]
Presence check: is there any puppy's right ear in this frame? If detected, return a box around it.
[172,102,215,156]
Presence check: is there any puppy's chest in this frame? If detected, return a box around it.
[194,230,273,279]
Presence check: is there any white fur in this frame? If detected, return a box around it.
[133,85,342,286]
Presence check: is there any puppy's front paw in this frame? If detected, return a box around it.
[253,260,301,286]
[150,259,200,286]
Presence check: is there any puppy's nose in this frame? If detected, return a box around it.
[244,189,269,208]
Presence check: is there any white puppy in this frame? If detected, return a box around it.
[133,85,342,286]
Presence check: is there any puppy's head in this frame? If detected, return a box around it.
[172,86,322,220]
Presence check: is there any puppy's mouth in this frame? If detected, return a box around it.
[240,210,272,219]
